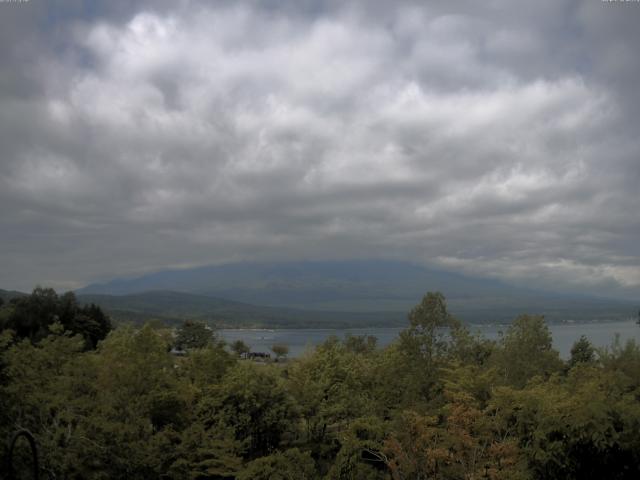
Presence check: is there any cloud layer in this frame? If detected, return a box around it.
[1,0,639,298]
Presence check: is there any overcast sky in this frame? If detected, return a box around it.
[0,0,639,299]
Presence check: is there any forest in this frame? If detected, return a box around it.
[1,289,640,479]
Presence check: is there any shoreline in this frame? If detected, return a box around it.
[217,318,640,331]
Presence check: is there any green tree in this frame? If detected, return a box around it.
[271,343,289,360]
[180,342,236,387]
[344,334,378,354]
[491,314,563,388]
[2,288,111,349]
[0,324,100,477]
[288,337,376,445]
[232,339,251,357]
[159,423,243,478]
[393,292,457,405]
[599,336,640,388]
[4,287,59,342]
[175,320,214,350]
[400,291,457,362]
[326,417,390,480]
[568,335,596,369]
[202,362,297,459]
[237,448,316,480]
[448,322,495,367]
[490,367,640,480]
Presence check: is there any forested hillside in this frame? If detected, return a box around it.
[76,290,405,329]
[2,290,640,479]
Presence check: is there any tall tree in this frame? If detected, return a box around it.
[174,320,214,350]
[395,292,457,404]
[568,335,596,368]
[2,288,111,349]
[400,292,456,361]
[491,314,563,387]
[231,339,251,357]
[271,344,289,360]
[204,363,297,459]
[237,448,316,480]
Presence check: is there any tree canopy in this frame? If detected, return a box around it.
[1,290,639,479]
[0,287,111,349]
[174,319,215,350]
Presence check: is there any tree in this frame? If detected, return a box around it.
[489,367,640,480]
[271,343,289,360]
[0,301,13,332]
[237,448,316,480]
[400,292,456,362]
[181,343,236,387]
[203,363,297,458]
[326,417,389,480]
[77,302,112,348]
[568,335,596,369]
[163,423,243,478]
[394,292,457,404]
[287,337,375,445]
[231,339,251,357]
[174,320,214,350]
[448,322,495,367]
[0,324,98,477]
[344,334,377,354]
[385,400,528,480]
[491,314,563,388]
[2,288,111,349]
[599,336,640,387]
[4,287,59,342]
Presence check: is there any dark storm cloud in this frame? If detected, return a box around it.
[0,0,638,298]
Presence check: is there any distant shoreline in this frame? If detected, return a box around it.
[218,319,640,359]
[215,317,639,331]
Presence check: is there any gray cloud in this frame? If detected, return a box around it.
[0,0,639,299]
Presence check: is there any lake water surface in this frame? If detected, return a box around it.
[220,320,640,359]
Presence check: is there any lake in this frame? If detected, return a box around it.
[220,320,640,359]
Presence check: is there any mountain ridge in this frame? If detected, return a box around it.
[76,290,406,329]
[76,260,637,324]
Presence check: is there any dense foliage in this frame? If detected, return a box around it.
[1,290,639,479]
[0,287,111,349]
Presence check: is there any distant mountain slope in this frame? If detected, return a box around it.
[78,260,529,307]
[0,288,28,303]
[78,260,637,323]
[77,290,404,328]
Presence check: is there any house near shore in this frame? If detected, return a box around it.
[241,351,271,360]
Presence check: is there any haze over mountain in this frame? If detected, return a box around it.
[78,260,636,325]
